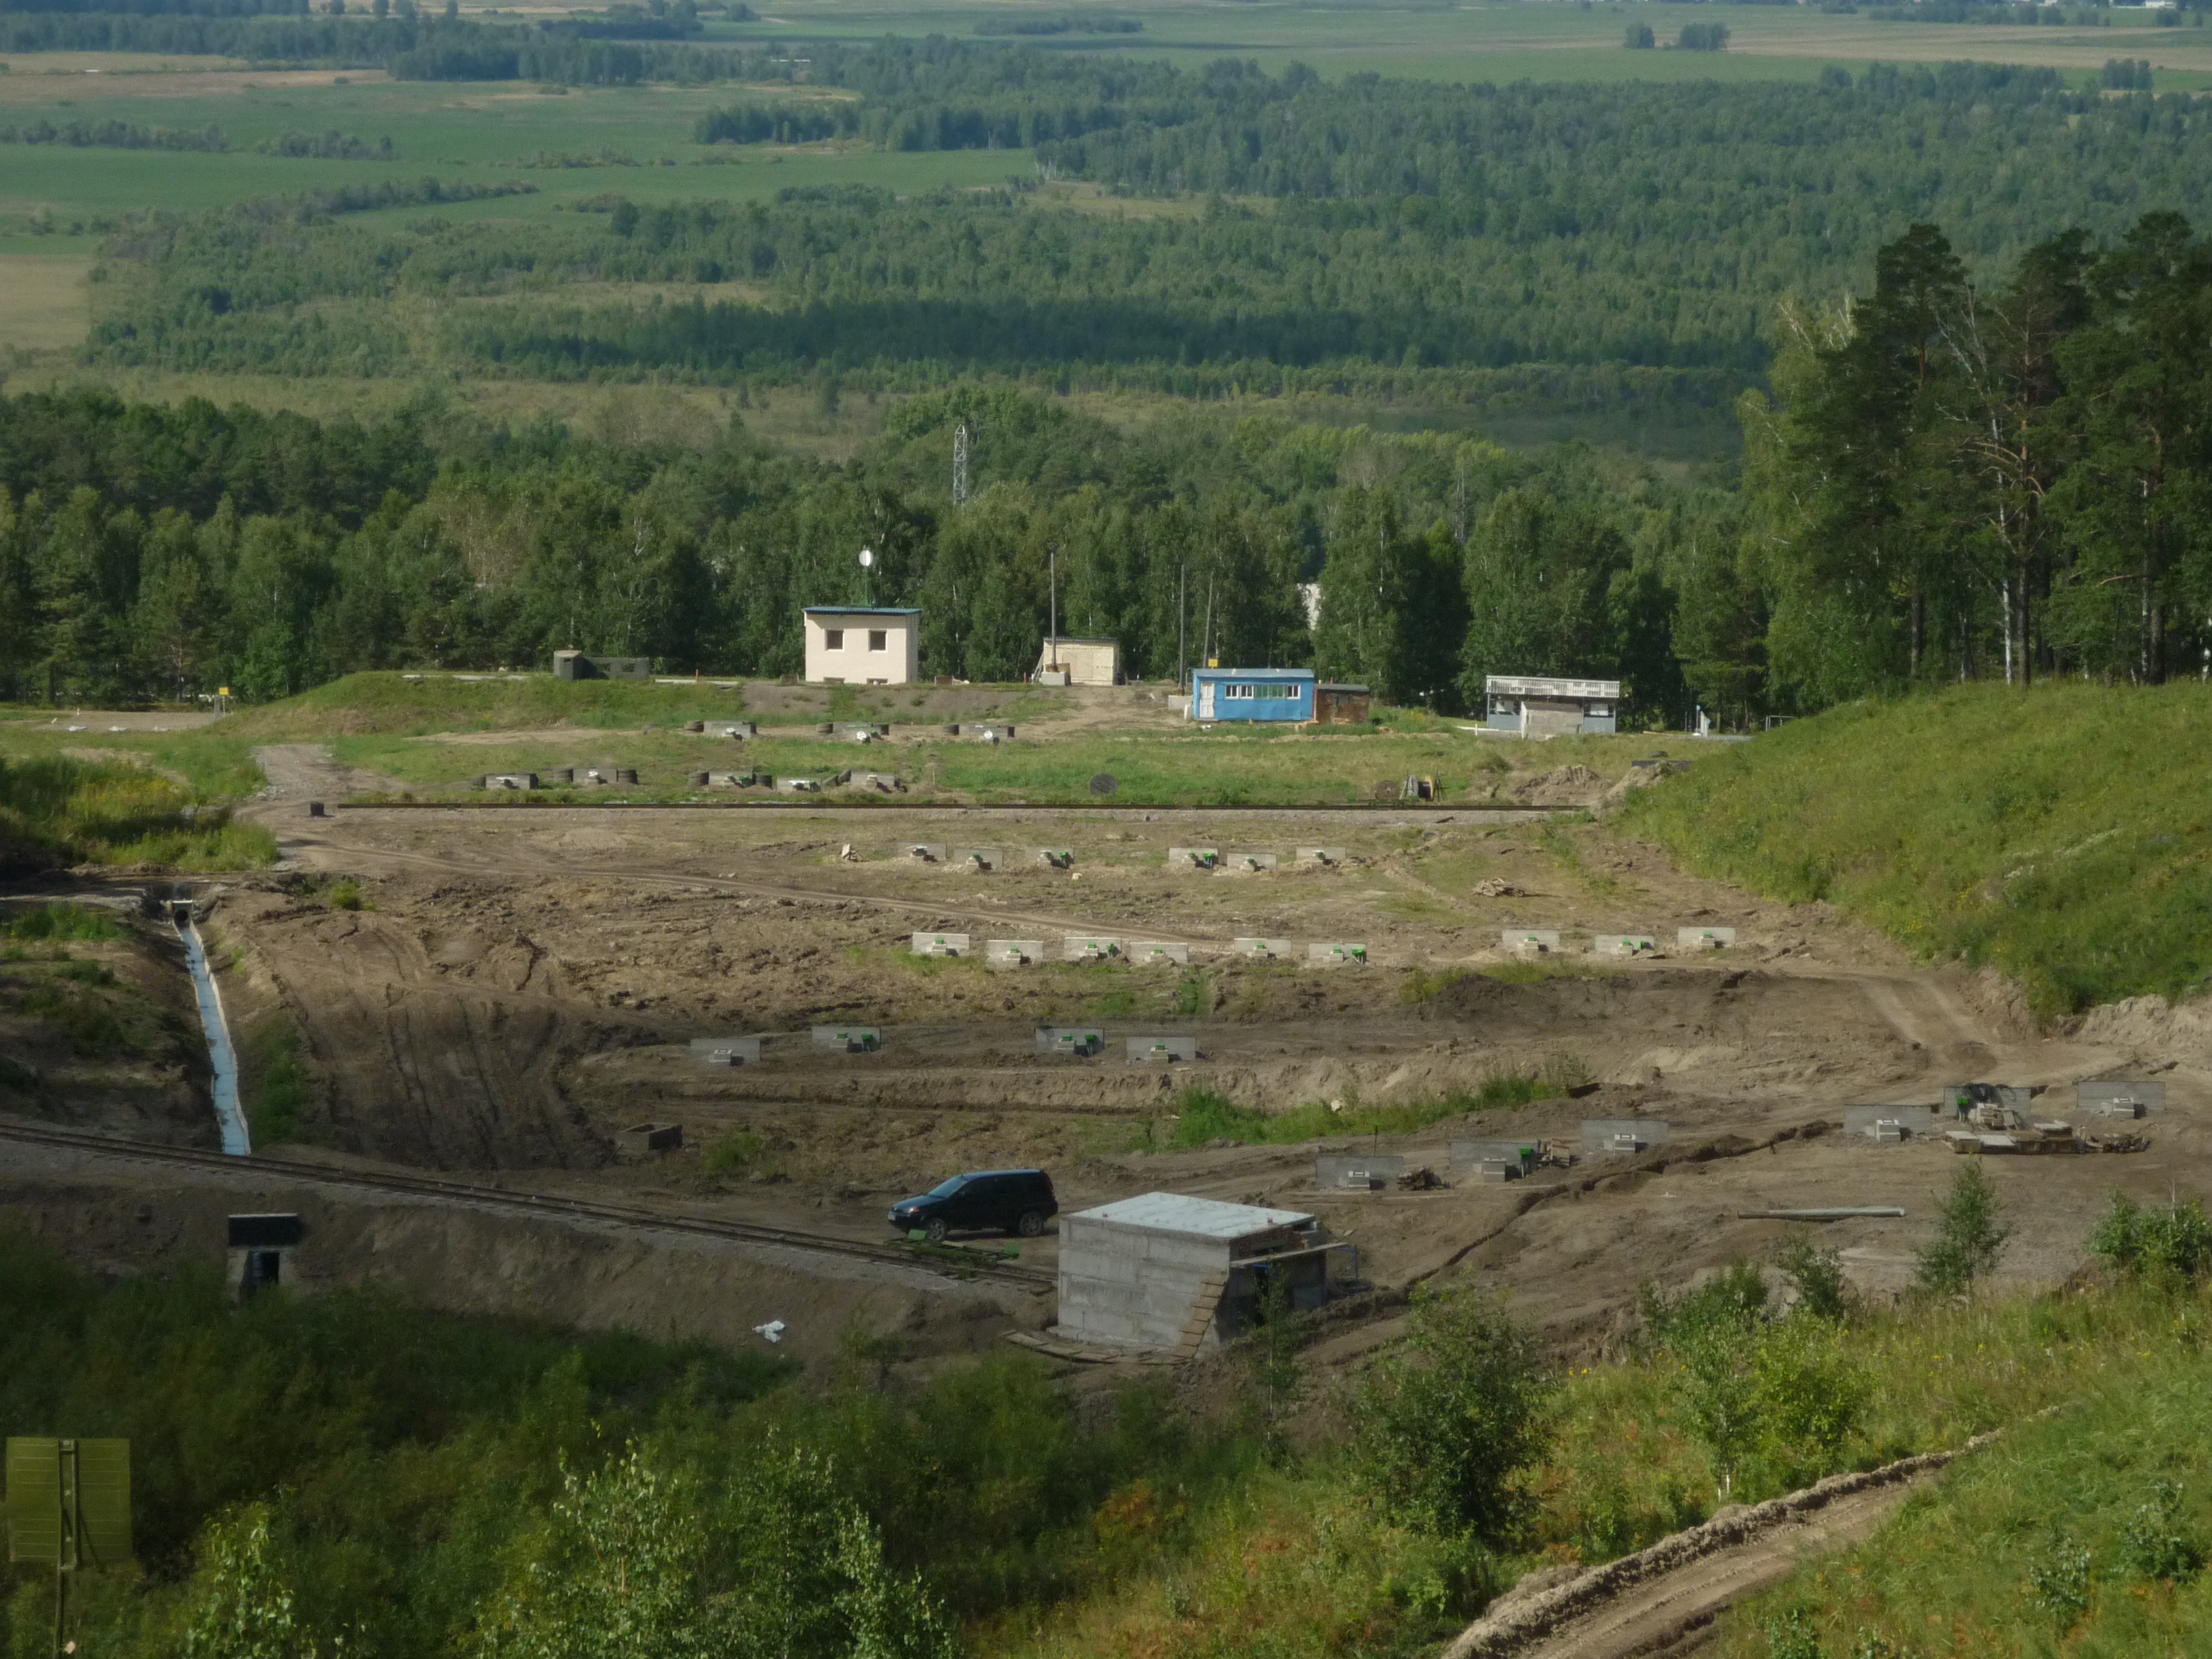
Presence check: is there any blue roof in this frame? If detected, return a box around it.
[805,606,922,616]
[1193,666,1315,679]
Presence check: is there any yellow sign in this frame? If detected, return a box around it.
[218,687,230,697]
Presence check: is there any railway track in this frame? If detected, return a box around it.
[0,1119,1055,1292]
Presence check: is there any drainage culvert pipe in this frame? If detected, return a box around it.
[170,900,250,1155]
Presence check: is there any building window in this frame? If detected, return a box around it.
[868,630,887,652]
[824,629,845,650]
[1224,683,1255,699]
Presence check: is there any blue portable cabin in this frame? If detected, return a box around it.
[1189,667,1315,723]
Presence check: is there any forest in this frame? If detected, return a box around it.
[4,201,2208,721]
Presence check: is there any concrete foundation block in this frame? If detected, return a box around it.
[811,1025,881,1053]
[1452,1139,1538,1175]
[1677,926,1737,951]
[1580,1118,1671,1157]
[1129,1036,1199,1063]
[1168,846,1219,870]
[1224,851,1279,873]
[618,1122,683,1155]
[1029,847,1076,868]
[1294,846,1347,866]
[910,932,970,957]
[906,843,948,863]
[987,939,1043,967]
[1596,934,1658,957]
[1233,937,1292,959]
[1315,1153,1404,1190]
[1128,941,1190,966]
[1307,942,1367,966]
[1064,934,1121,962]
[1035,1026,1105,1056]
[1503,929,1563,954]
[952,846,1002,871]
[688,1036,762,1066]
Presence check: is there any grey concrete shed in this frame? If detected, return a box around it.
[1055,1193,1349,1355]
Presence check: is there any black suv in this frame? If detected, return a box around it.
[890,1170,1057,1242]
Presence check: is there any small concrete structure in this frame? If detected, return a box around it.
[803,606,920,685]
[987,938,1044,967]
[1307,942,1368,967]
[1129,1036,1198,1063]
[857,772,905,793]
[1190,666,1315,723]
[1503,928,1563,954]
[1223,851,1279,873]
[1028,846,1075,868]
[1295,846,1347,867]
[544,768,575,785]
[2078,1079,2165,1119]
[1313,683,1372,725]
[618,1122,684,1156]
[1580,1118,1671,1157]
[1128,941,1190,967]
[1941,1082,2036,1121]
[1035,636,1121,686]
[951,846,1002,871]
[612,768,638,786]
[779,777,823,793]
[1596,933,1658,957]
[1677,927,1737,951]
[1064,934,1120,961]
[812,1025,881,1053]
[911,932,970,957]
[1233,937,1293,959]
[477,772,540,791]
[907,843,948,863]
[689,1036,762,1067]
[307,801,327,818]
[1843,1105,1940,1142]
[1315,1153,1404,1190]
[1035,1026,1105,1057]
[1168,847,1220,870]
[1483,675,1620,737]
[1055,1193,1346,1353]
[227,1212,303,1301]
[1452,1139,1541,1178]
[552,651,651,681]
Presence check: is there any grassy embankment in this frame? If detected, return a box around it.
[1623,682,2212,1016]
[8,1180,2210,1659]
[0,752,274,874]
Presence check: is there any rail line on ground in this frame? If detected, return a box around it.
[0,1119,1054,1291]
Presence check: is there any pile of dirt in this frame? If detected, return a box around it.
[1511,765,1605,807]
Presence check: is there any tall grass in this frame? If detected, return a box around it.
[1620,683,2212,1014]
[0,754,275,872]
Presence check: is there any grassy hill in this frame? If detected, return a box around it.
[1620,684,2212,1016]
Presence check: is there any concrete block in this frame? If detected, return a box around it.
[1503,929,1563,954]
[987,939,1044,967]
[1452,1139,1539,1175]
[779,777,822,793]
[1677,926,1737,951]
[1472,1161,1515,1184]
[2078,1079,2165,1119]
[1233,937,1293,959]
[1168,846,1220,870]
[688,1036,762,1066]
[723,722,757,737]
[1029,847,1076,868]
[811,1025,881,1053]
[952,846,1002,871]
[1295,846,1347,866]
[911,932,969,957]
[857,772,904,793]
[1595,934,1658,957]
[1128,941,1190,966]
[1064,934,1121,962]
[1307,942,1367,966]
[1844,1105,1939,1142]
[1315,1153,1404,1190]
[1580,1118,1671,1157]
[1224,850,1279,873]
[613,769,638,785]
[1130,1036,1199,1064]
[906,843,947,863]
[618,1122,683,1155]
[689,771,711,786]
[545,768,575,785]
[482,773,538,791]
[1035,1027,1105,1057]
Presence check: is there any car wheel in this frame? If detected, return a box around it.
[923,1217,948,1244]
[1016,1210,1046,1238]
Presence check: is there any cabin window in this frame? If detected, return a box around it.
[824,629,845,650]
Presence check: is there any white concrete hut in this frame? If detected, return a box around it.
[1055,1193,1348,1355]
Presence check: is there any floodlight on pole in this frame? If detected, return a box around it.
[858,546,874,603]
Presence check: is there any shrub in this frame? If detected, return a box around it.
[2120,1478,2205,1584]
[4,902,124,942]
[2088,1193,2212,1288]
[1353,1287,1550,1542]
[1624,21,1655,47]
[1774,1228,1849,1321]
[1915,1163,2011,1295]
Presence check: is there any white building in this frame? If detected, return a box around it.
[1033,637,1120,686]
[803,607,920,685]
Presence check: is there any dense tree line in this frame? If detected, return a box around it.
[80,65,2212,398]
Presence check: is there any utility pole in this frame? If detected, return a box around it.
[1048,543,1057,669]
[952,421,971,508]
[1178,560,1187,689]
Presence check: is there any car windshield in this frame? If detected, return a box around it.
[927,1175,970,1198]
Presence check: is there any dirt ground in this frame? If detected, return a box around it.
[5,741,2205,1374]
